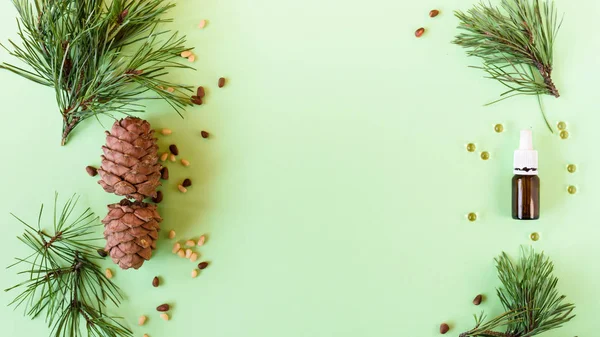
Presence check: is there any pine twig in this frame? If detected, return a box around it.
[5,193,132,337]
[1,0,196,145]
[460,248,575,337]
[453,0,563,132]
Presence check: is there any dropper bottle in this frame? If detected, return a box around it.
[512,130,540,220]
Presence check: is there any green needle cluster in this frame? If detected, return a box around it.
[453,0,563,132]
[5,194,132,337]
[1,0,195,145]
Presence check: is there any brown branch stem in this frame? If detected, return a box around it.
[61,114,80,146]
[534,61,559,98]
[460,331,513,337]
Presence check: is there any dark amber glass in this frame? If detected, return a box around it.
[512,175,540,220]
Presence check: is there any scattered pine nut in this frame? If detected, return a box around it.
[138,315,147,326]
[85,166,98,177]
[177,249,186,258]
[105,268,113,279]
[178,184,188,193]
[197,261,209,270]
[168,230,176,239]
[181,159,190,166]
[152,276,160,287]
[160,167,169,180]
[143,334,149,337]
[169,154,176,162]
[197,86,205,98]
[429,9,440,17]
[160,313,170,321]
[185,240,195,247]
[185,249,193,258]
[182,178,192,187]
[218,77,226,88]
[157,304,170,311]
[161,128,172,135]
[167,87,175,93]
[190,253,199,262]
[415,27,425,38]
[191,269,199,278]
[181,50,193,58]
[201,130,209,138]
[172,242,181,254]
[169,144,179,155]
[198,19,207,29]
[188,55,196,62]
[197,235,206,246]
[160,152,169,161]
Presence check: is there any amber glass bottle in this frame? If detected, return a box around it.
[512,175,540,220]
[512,130,540,220]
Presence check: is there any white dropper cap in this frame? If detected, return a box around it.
[514,130,538,175]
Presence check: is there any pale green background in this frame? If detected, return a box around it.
[0,0,597,336]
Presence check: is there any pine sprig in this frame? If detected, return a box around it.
[453,0,563,132]
[1,0,196,145]
[5,194,132,337]
[460,248,575,337]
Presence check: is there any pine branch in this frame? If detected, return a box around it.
[460,248,575,337]
[453,0,563,132]
[1,0,196,145]
[5,193,132,337]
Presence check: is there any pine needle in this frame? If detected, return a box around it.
[5,193,132,337]
[453,0,563,132]
[460,248,575,337]
[1,0,195,145]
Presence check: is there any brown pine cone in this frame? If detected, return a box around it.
[102,199,162,270]
[98,117,161,201]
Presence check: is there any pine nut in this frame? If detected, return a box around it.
[188,55,196,62]
[160,313,170,321]
[190,253,199,262]
[143,334,149,337]
[181,50,192,58]
[181,159,190,166]
[168,230,176,239]
[177,249,186,258]
[197,235,206,246]
[172,242,181,254]
[169,154,176,162]
[105,268,113,279]
[185,240,195,247]
[191,269,199,278]
[138,315,147,326]
[167,87,175,93]
[160,152,168,161]
[198,19,207,29]
[161,128,172,135]
[85,166,98,177]
[178,185,187,193]
[185,249,192,258]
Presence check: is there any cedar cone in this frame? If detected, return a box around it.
[102,199,162,270]
[98,117,161,201]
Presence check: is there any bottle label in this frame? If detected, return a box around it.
[514,167,538,175]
